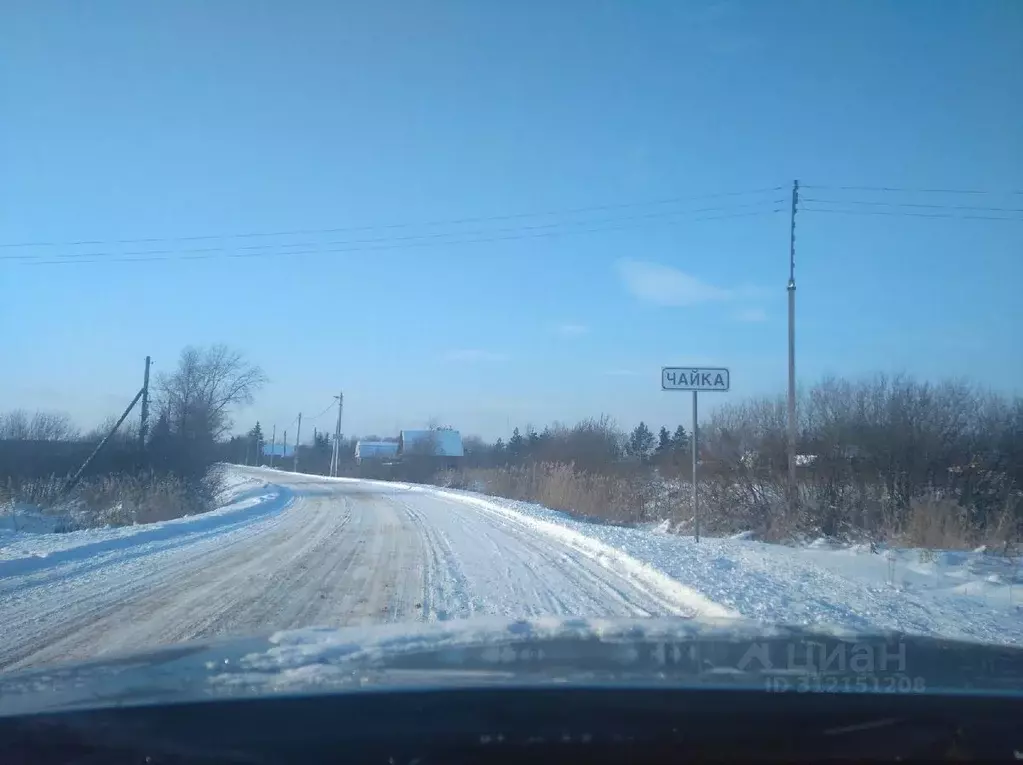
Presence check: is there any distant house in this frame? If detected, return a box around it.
[398,429,464,459]
[354,440,399,464]
[262,443,294,458]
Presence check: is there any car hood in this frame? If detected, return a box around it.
[2,616,1023,716]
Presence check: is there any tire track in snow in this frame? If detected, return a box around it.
[0,481,423,670]
[391,491,699,620]
[421,486,736,620]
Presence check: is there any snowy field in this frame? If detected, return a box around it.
[0,465,1020,671]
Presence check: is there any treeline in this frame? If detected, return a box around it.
[439,375,1022,547]
[702,375,1022,544]
[460,418,691,473]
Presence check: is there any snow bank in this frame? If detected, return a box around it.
[0,474,285,572]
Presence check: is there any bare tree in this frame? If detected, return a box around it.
[0,410,79,441]
[31,411,80,441]
[85,415,139,445]
[156,345,267,441]
[0,410,30,440]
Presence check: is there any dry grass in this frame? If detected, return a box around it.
[894,494,1019,552]
[440,464,656,524]
[439,464,1020,552]
[4,469,225,531]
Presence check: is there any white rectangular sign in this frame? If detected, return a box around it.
[662,366,730,392]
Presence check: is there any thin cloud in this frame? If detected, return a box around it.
[734,307,768,323]
[555,322,589,338]
[442,349,509,362]
[616,259,759,306]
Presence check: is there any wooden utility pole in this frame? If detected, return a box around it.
[269,424,276,468]
[331,391,343,476]
[787,179,799,512]
[139,355,152,450]
[293,413,302,472]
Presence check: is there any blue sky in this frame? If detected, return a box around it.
[3,0,1021,441]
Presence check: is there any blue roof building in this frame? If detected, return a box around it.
[354,440,400,463]
[262,443,294,458]
[398,429,464,458]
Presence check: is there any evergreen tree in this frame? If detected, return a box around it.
[507,427,525,461]
[656,426,672,455]
[149,411,171,445]
[627,421,655,461]
[672,424,689,451]
[312,429,331,452]
[526,427,541,459]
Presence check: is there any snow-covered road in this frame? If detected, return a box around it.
[0,468,724,670]
[4,466,1019,671]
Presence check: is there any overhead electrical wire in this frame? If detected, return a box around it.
[802,198,1023,214]
[9,181,1016,267]
[801,184,1023,196]
[310,400,337,420]
[2,197,786,263]
[16,206,787,267]
[801,207,1023,222]
[0,185,785,251]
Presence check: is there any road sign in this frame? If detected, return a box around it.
[662,367,730,392]
[661,365,731,545]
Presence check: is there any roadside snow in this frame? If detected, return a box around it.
[417,484,1023,646]
[0,473,274,566]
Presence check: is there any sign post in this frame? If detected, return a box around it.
[661,367,730,542]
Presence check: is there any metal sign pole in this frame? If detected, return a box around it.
[692,390,699,543]
[661,366,728,545]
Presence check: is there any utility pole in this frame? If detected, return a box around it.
[329,431,336,478]
[282,431,287,468]
[139,355,152,450]
[331,391,343,476]
[293,413,302,473]
[270,424,276,468]
[787,179,799,512]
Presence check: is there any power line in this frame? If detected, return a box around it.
[283,398,338,434]
[0,186,785,251]
[2,198,786,263]
[20,207,786,267]
[802,207,1023,222]
[310,400,336,420]
[803,198,1023,213]
[802,184,1023,196]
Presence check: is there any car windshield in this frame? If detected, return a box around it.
[1,1,1021,696]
